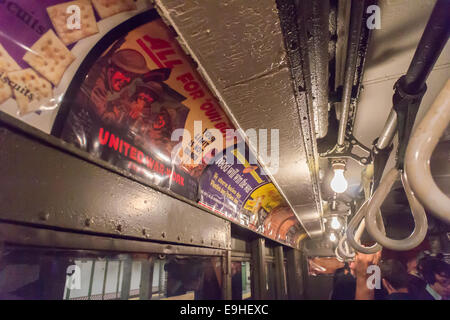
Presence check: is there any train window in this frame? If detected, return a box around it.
[242,262,252,300]
[231,261,252,300]
[0,245,224,300]
[152,255,223,300]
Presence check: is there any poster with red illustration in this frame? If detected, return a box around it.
[52,10,235,200]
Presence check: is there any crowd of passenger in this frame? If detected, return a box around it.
[331,251,450,300]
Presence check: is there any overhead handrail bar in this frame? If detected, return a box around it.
[405,79,450,224]
[362,0,448,251]
[346,164,384,254]
[346,199,384,254]
[365,168,428,250]
[337,234,355,260]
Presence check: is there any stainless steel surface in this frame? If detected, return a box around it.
[376,110,397,149]
[155,0,324,237]
[0,120,231,250]
[337,0,365,147]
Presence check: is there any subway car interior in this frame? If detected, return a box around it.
[0,0,449,302]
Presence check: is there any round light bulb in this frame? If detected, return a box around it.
[330,168,348,193]
[331,216,341,230]
[329,233,337,242]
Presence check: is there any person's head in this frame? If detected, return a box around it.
[406,255,418,274]
[109,68,133,92]
[418,256,450,298]
[379,259,410,294]
[132,86,158,107]
[108,49,151,92]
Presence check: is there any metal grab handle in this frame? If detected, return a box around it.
[405,80,450,224]
[337,234,355,260]
[335,247,345,263]
[346,200,383,254]
[346,163,384,254]
[365,168,428,250]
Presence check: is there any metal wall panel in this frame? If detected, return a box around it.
[0,117,230,250]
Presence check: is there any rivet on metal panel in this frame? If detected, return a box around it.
[38,211,49,221]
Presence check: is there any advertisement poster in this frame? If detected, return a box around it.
[198,145,270,222]
[199,145,306,247]
[0,2,306,247]
[0,0,154,133]
[52,11,235,200]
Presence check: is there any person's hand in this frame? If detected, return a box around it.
[353,251,381,300]
[354,251,381,279]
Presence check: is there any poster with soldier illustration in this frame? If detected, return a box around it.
[50,10,305,247]
[53,11,235,200]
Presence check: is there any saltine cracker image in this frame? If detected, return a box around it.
[0,77,12,104]
[7,69,53,115]
[91,0,137,19]
[23,30,75,86]
[0,44,22,73]
[47,0,99,45]
[0,44,21,104]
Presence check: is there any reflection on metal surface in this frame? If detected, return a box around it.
[375,109,397,150]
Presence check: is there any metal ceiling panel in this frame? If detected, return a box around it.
[155,0,324,237]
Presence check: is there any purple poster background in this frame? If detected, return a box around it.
[0,0,102,68]
[199,145,270,221]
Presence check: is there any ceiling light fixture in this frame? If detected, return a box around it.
[330,162,348,194]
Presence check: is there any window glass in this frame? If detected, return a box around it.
[0,244,222,300]
[152,256,223,300]
[242,262,251,300]
[231,261,252,300]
